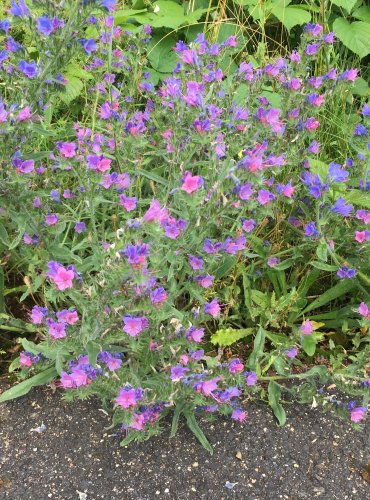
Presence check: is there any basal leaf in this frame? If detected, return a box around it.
[0,367,57,402]
[268,381,286,426]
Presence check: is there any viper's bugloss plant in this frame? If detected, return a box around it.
[0,1,369,451]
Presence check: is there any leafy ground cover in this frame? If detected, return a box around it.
[0,0,369,452]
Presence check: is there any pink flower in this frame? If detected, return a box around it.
[204,297,221,317]
[57,309,79,325]
[181,171,203,194]
[300,319,313,335]
[122,315,149,337]
[17,106,32,122]
[58,141,77,158]
[358,302,370,319]
[48,320,67,339]
[119,195,137,212]
[186,327,205,342]
[47,262,75,291]
[143,199,168,223]
[229,358,244,374]
[242,219,255,233]
[194,377,222,396]
[350,407,366,423]
[355,231,370,243]
[130,413,145,430]
[231,408,248,422]
[116,386,144,409]
[19,352,33,367]
[60,372,75,388]
[71,369,89,387]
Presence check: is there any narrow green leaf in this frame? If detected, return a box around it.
[0,367,57,402]
[249,326,265,370]
[170,402,184,438]
[302,280,356,315]
[268,381,286,426]
[86,340,101,367]
[184,410,213,454]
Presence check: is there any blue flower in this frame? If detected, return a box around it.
[331,197,353,217]
[18,59,38,79]
[37,16,53,36]
[328,162,349,182]
[10,0,30,17]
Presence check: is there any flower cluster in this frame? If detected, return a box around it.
[0,2,368,449]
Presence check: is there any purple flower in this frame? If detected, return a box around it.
[267,257,279,267]
[362,103,370,117]
[239,182,253,200]
[83,39,97,54]
[170,365,189,381]
[101,0,117,11]
[231,408,248,422]
[304,221,319,237]
[245,371,257,386]
[150,287,167,305]
[30,306,48,324]
[74,222,86,233]
[337,266,356,279]
[257,189,275,205]
[188,254,203,270]
[285,347,298,359]
[305,43,320,56]
[328,163,349,182]
[123,243,149,268]
[354,123,368,137]
[0,20,11,33]
[305,23,323,37]
[186,326,205,343]
[45,213,58,225]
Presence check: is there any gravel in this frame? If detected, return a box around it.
[0,380,369,500]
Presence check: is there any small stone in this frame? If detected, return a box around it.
[293,463,299,468]
[235,451,242,460]
[192,462,199,467]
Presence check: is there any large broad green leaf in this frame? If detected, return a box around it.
[271,1,311,31]
[268,381,286,426]
[114,8,148,24]
[147,36,178,74]
[309,158,328,181]
[331,0,357,13]
[0,367,57,403]
[211,327,253,347]
[350,77,370,97]
[352,6,370,22]
[333,18,370,58]
[59,76,84,104]
[343,190,370,209]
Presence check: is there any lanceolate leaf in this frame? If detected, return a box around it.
[0,367,57,403]
[268,381,286,426]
